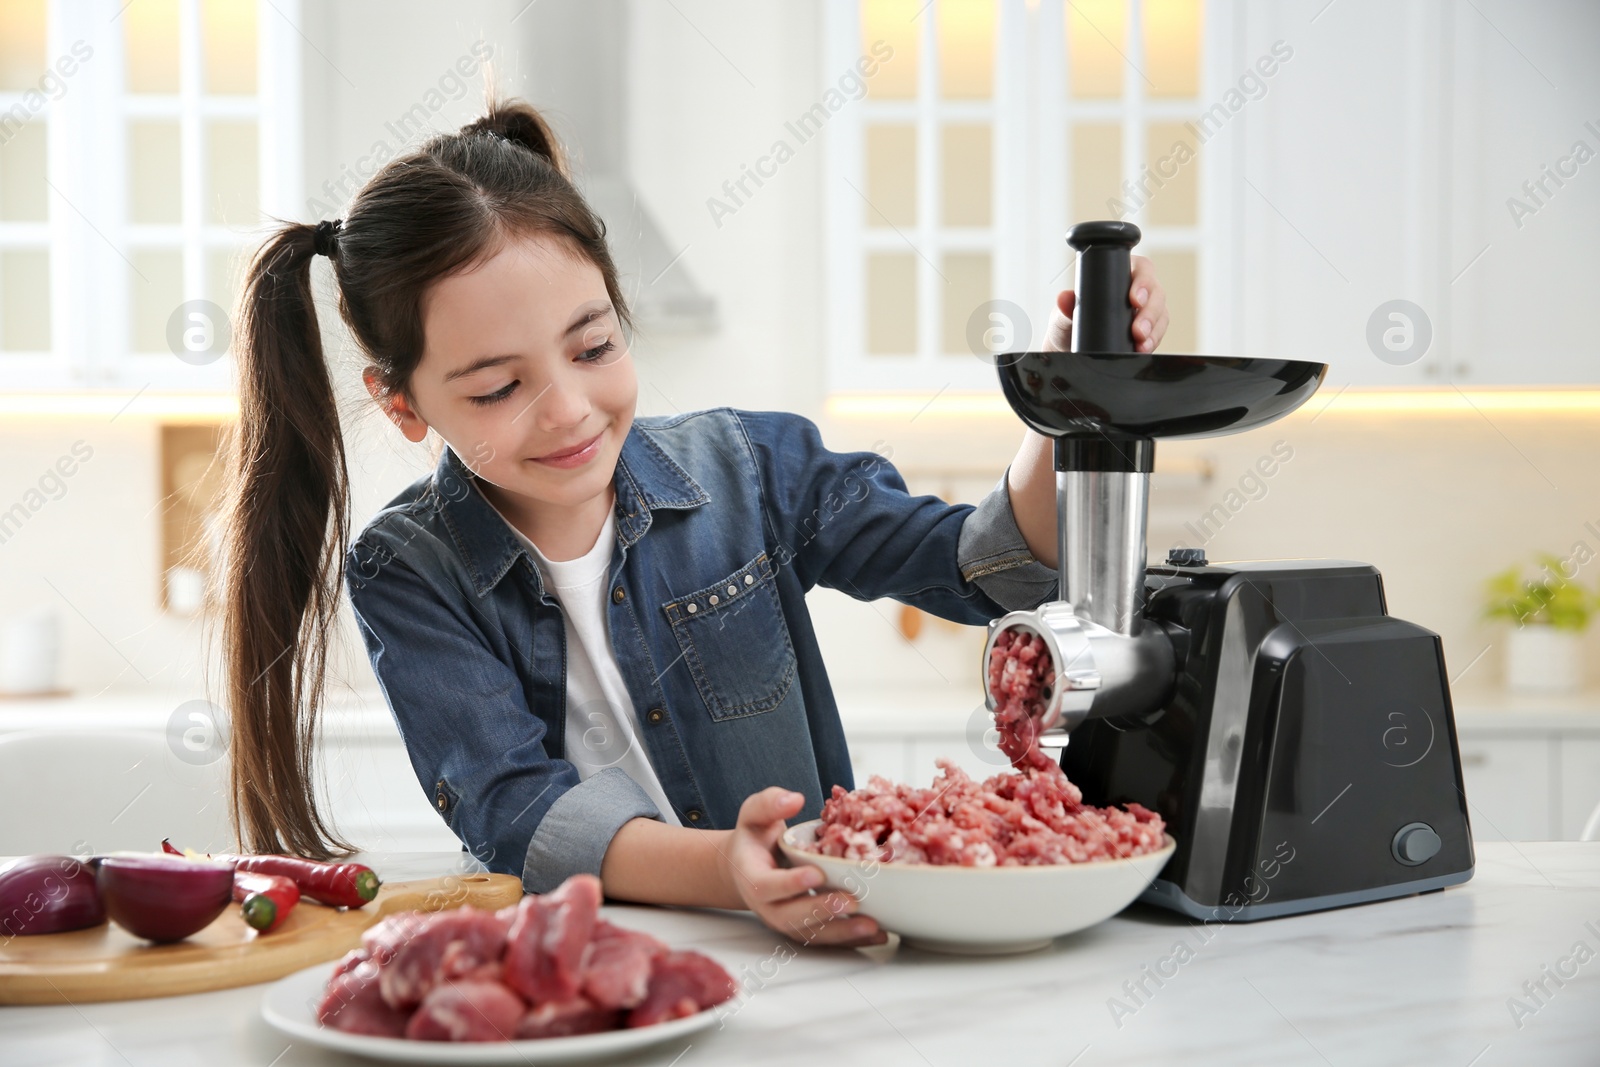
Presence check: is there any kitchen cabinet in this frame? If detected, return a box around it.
[319,725,461,853]
[1558,738,1600,839]
[1454,734,1555,841]
[0,694,459,856]
[1235,0,1600,387]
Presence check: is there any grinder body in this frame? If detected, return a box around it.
[1061,557,1474,920]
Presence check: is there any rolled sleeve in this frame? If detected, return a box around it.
[957,463,1060,612]
[521,768,664,893]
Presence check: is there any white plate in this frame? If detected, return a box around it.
[261,960,730,1064]
[780,819,1176,955]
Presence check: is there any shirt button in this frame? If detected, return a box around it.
[709,594,719,606]
[612,586,625,603]
[647,708,665,724]
[726,584,737,596]
[744,574,755,586]
[686,809,703,823]
[436,792,448,812]
[687,602,698,614]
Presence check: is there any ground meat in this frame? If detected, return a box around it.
[986,626,1059,773]
[812,758,1166,866]
[795,621,1164,866]
[319,874,737,1043]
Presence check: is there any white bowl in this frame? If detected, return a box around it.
[778,820,1177,955]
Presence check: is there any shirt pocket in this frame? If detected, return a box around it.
[663,550,798,721]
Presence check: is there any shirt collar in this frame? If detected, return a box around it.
[431,420,711,598]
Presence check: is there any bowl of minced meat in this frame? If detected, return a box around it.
[778,630,1175,954]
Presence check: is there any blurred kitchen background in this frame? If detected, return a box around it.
[1,0,1598,855]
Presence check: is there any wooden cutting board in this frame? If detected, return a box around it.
[0,872,524,1005]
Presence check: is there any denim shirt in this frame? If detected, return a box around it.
[344,407,1058,892]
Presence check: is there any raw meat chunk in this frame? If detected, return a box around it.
[626,950,738,1028]
[374,906,514,1011]
[316,873,739,1044]
[404,980,526,1042]
[441,940,506,984]
[316,954,408,1037]
[515,995,623,1038]
[580,920,668,1009]
[329,946,371,979]
[503,872,601,1004]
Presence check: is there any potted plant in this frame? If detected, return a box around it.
[1481,552,1597,695]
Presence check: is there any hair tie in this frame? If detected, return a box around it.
[313,217,343,258]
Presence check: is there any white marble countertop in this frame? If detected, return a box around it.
[6,846,1600,1066]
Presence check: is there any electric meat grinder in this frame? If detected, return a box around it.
[981,221,1474,921]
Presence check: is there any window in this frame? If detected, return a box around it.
[0,0,300,391]
[825,0,1208,394]
[0,0,54,373]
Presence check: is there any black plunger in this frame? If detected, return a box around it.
[1067,220,1141,356]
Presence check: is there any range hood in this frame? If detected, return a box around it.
[518,0,717,334]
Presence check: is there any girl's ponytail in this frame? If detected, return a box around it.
[219,221,356,859]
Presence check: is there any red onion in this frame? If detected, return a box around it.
[95,853,236,942]
[0,855,107,937]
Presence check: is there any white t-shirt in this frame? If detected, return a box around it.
[496,503,681,827]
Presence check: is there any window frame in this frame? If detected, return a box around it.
[824,0,1226,395]
[0,0,300,392]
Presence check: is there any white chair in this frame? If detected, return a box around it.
[0,730,232,856]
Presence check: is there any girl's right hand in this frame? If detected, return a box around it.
[722,787,887,948]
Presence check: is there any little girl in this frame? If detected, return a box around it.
[218,97,1167,948]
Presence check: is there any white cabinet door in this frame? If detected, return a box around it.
[1456,734,1555,841]
[1445,3,1600,385]
[1238,0,1448,387]
[1237,0,1600,386]
[1559,738,1600,840]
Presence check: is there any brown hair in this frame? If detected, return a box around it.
[218,95,633,858]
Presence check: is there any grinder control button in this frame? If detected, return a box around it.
[1392,822,1442,866]
[1166,548,1208,567]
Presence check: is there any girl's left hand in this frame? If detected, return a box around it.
[1042,254,1169,353]
[723,788,887,947]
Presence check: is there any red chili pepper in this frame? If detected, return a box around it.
[228,856,379,908]
[161,838,380,908]
[233,870,300,933]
